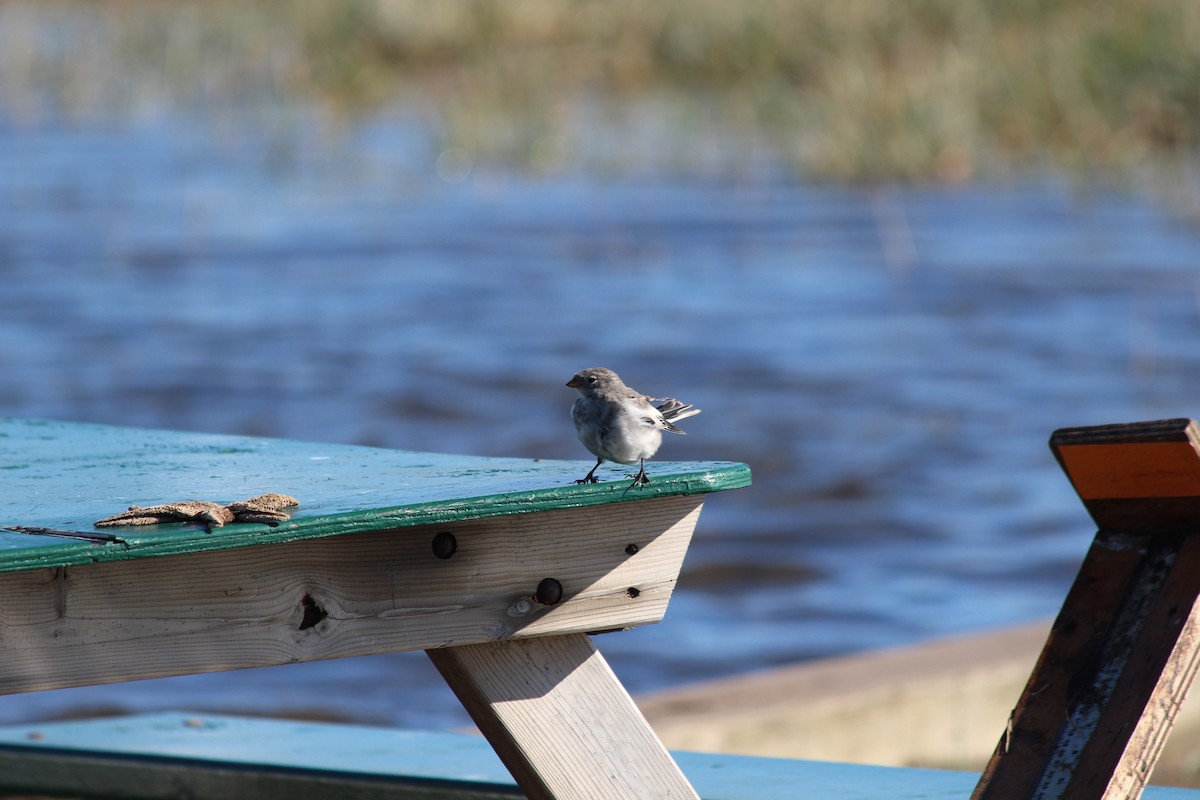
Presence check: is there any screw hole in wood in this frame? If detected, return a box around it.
[431,531,458,559]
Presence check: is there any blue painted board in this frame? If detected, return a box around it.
[0,419,749,573]
[0,713,1196,800]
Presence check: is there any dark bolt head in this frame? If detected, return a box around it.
[534,577,563,605]
[624,544,639,556]
[431,531,458,560]
[626,587,641,598]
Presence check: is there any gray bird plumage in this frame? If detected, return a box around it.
[566,367,700,487]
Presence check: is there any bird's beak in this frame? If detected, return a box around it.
[566,376,583,388]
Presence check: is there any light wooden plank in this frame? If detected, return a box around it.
[0,496,702,694]
[429,634,699,800]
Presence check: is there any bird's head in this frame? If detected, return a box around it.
[567,367,620,391]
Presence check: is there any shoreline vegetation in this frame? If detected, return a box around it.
[2,0,1199,185]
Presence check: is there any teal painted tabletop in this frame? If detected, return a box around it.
[0,419,750,573]
[2,713,1199,800]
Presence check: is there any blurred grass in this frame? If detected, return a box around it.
[2,0,1199,182]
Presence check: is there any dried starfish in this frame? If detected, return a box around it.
[95,501,232,528]
[226,493,300,524]
[96,493,299,529]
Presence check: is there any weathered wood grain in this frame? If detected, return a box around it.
[0,495,702,694]
[973,419,1200,800]
[430,634,699,800]
[1099,536,1200,798]
[0,420,753,799]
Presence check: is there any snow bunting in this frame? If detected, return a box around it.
[566,367,700,487]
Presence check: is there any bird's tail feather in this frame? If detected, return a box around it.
[654,398,700,432]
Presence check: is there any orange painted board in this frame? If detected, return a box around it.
[1056,441,1200,500]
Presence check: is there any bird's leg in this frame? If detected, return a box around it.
[626,458,651,488]
[574,457,603,484]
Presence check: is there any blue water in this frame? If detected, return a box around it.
[3,112,1200,728]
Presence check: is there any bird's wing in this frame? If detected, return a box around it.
[652,397,700,432]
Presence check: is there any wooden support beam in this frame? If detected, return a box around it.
[429,634,699,800]
[0,496,702,695]
[972,419,1200,800]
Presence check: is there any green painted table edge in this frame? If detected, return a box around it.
[0,418,750,574]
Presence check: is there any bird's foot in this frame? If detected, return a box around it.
[624,469,651,488]
[574,475,600,485]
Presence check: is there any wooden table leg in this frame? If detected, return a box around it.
[428,634,699,800]
[973,419,1200,800]
[971,528,1200,800]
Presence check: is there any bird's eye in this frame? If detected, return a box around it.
[587,376,598,384]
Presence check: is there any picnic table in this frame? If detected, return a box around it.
[9,417,1200,800]
[0,418,750,800]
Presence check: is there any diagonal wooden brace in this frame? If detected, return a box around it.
[973,418,1200,800]
[429,634,699,800]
